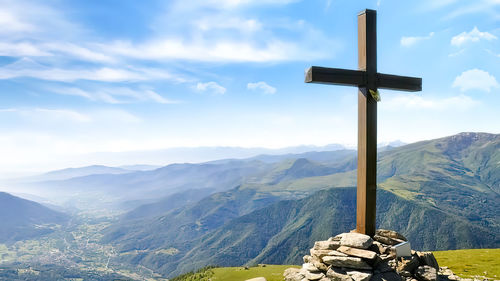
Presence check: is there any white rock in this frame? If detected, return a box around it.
[245,278,267,281]
[322,256,372,270]
[346,270,372,281]
[340,233,373,249]
[302,263,320,273]
[415,265,437,281]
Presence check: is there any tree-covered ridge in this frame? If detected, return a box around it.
[102,132,500,277]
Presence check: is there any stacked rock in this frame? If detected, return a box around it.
[284,229,463,281]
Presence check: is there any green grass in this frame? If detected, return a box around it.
[434,249,500,279]
[172,265,300,281]
[173,250,500,281]
[211,265,299,281]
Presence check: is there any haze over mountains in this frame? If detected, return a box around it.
[0,192,68,243]
[0,132,498,278]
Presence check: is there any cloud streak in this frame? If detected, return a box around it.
[381,93,479,111]
[451,27,497,46]
[52,87,178,104]
[247,81,277,94]
[196,81,227,95]
[400,32,434,47]
[0,58,182,82]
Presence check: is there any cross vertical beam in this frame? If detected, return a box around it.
[303,9,421,237]
[357,9,377,237]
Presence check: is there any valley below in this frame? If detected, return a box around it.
[0,132,499,280]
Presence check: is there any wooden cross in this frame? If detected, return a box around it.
[305,9,422,237]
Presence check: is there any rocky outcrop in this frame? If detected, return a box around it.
[283,229,469,281]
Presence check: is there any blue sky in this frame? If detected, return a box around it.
[0,0,499,175]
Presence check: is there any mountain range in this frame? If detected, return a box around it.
[100,132,500,277]
[0,192,69,243]
[1,132,498,278]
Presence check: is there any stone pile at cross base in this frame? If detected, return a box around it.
[284,229,467,281]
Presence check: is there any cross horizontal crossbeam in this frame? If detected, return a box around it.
[305,66,422,92]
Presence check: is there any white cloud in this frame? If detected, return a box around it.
[443,1,500,20]
[381,93,479,111]
[0,58,181,82]
[52,87,178,104]
[195,17,262,32]
[196,81,227,95]
[43,43,115,63]
[0,108,91,122]
[97,38,327,63]
[451,27,497,46]
[486,49,500,58]
[400,32,434,47]
[247,81,277,94]
[0,42,51,56]
[0,7,36,34]
[452,69,499,92]
[448,49,466,57]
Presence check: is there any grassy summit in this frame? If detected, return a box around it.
[434,248,500,279]
[172,249,500,281]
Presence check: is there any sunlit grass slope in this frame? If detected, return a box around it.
[172,249,499,281]
[434,248,500,280]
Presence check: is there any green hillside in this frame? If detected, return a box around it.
[0,192,69,243]
[171,249,500,281]
[434,248,500,279]
[101,132,500,277]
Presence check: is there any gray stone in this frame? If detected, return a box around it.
[416,252,439,271]
[373,234,404,246]
[314,240,341,250]
[376,229,408,241]
[329,233,347,241]
[304,255,313,263]
[245,277,267,281]
[311,249,336,258]
[447,275,461,281]
[326,267,353,281]
[303,263,321,273]
[328,250,349,257]
[307,255,329,271]
[371,241,388,255]
[322,256,372,270]
[337,245,377,260]
[397,254,420,273]
[346,270,372,281]
[284,268,304,281]
[340,233,373,249]
[305,271,325,281]
[416,266,437,281]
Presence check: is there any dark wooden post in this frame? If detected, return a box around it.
[304,9,421,237]
[357,9,377,237]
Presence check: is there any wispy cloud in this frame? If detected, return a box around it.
[0,108,91,122]
[452,69,499,92]
[52,87,178,104]
[196,81,227,95]
[96,37,329,63]
[443,0,500,20]
[451,27,497,47]
[247,81,277,94]
[0,107,142,124]
[400,32,434,47]
[381,93,479,111]
[0,58,182,82]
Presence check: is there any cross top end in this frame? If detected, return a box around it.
[358,9,376,16]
